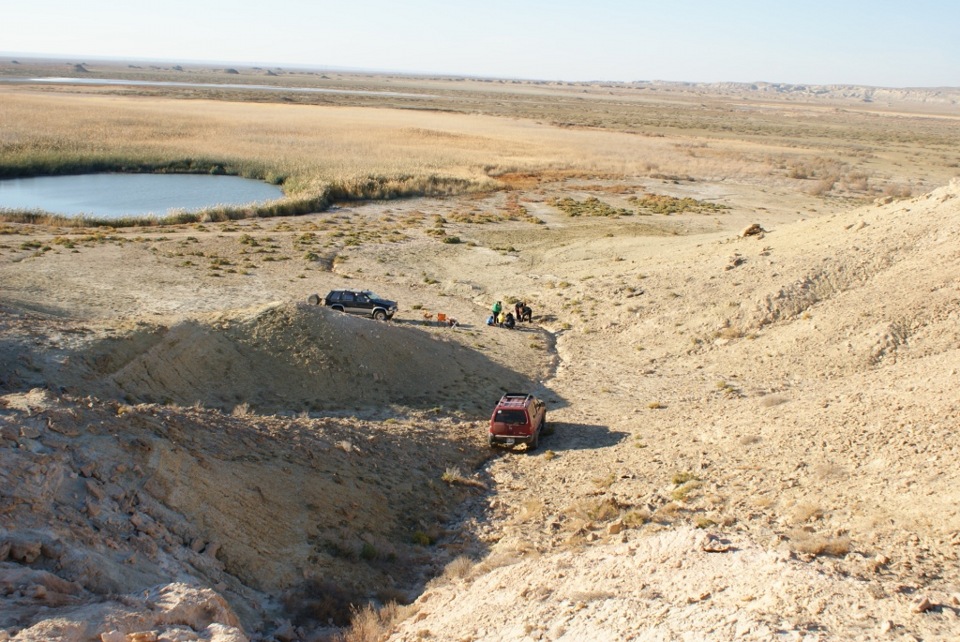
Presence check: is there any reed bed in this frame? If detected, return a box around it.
[1,85,956,227]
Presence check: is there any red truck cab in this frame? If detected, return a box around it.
[488,393,547,450]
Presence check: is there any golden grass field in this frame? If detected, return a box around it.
[2,58,958,226]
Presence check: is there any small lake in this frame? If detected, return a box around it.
[0,173,285,219]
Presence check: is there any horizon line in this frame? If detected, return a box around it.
[2,52,959,92]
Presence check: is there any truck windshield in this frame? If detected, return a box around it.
[494,409,527,424]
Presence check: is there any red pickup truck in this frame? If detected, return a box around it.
[488,393,547,450]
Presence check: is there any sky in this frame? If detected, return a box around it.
[2,0,958,88]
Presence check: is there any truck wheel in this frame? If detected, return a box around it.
[528,430,539,451]
[373,309,387,321]
[307,293,321,306]
[488,435,496,448]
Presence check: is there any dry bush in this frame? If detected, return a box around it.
[442,555,475,581]
[671,471,700,485]
[751,495,775,509]
[787,163,811,180]
[622,508,650,527]
[671,480,702,502]
[629,193,730,215]
[808,177,836,196]
[517,498,545,522]
[654,501,683,521]
[472,552,522,574]
[339,601,417,642]
[230,402,252,418]
[715,326,745,340]
[789,501,823,524]
[694,516,717,529]
[883,183,913,198]
[569,590,616,602]
[473,542,539,575]
[592,472,616,489]
[842,171,870,192]
[565,497,621,523]
[788,531,851,557]
[549,196,632,218]
[340,605,383,642]
[440,466,487,489]
[284,580,365,627]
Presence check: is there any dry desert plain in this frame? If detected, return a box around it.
[1,60,960,641]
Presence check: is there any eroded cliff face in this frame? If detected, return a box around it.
[0,383,490,640]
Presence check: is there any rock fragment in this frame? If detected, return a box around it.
[913,596,934,613]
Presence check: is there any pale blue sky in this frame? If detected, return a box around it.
[2,0,957,87]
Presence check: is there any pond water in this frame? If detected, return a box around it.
[0,173,285,219]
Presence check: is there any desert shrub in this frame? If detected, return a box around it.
[622,508,650,527]
[808,177,836,196]
[411,530,433,546]
[284,579,364,627]
[628,193,730,215]
[788,531,851,557]
[882,183,912,198]
[843,171,870,192]
[569,590,616,602]
[566,497,621,523]
[360,541,378,561]
[231,402,251,417]
[441,467,487,489]
[442,555,475,581]
[790,501,823,524]
[671,480,702,501]
[548,196,632,217]
[339,602,416,642]
[694,516,717,529]
[672,471,700,485]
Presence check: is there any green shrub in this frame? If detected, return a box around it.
[412,531,433,546]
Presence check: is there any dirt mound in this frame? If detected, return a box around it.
[756,184,959,372]
[56,302,535,413]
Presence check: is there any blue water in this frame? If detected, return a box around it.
[0,173,285,218]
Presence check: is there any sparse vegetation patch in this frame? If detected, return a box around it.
[548,196,633,217]
[628,193,730,215]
